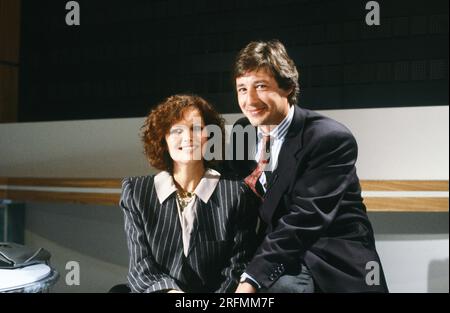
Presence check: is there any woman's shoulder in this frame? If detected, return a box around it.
[121,174,156,190]
[214,175,258,212]
[120,174,159,207]
[216,173,250,196]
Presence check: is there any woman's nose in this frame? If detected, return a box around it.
[181,132,191,142]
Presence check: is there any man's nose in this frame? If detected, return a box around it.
[246,88,259,106]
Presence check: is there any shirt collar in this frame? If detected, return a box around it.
[257,105,295,140]
[154,168,221,204]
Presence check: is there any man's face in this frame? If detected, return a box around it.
[236,68,291,132]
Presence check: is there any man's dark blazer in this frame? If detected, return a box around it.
[229,105,388,293]
[119,174,258,293]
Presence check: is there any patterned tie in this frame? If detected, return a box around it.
[244,135,271,199]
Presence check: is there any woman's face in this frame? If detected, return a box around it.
[165,107,207,166]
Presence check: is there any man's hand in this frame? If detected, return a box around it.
[235,282,257,293]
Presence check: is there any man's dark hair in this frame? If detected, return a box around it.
[233,39,300,106]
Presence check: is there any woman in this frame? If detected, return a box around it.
[120,94,258,293]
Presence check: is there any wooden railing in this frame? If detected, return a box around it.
[0,177,448,212]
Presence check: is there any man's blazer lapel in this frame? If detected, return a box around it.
[261,105,307,223]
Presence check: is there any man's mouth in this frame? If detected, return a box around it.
[247,107,266,117]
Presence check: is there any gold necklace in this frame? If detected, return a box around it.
[176,190,195,211]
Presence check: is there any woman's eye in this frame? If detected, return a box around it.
[170,128,183,135]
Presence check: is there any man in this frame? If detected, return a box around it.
[230,40,388,293]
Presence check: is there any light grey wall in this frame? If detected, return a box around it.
[1,106,448,292]
[1,106,448,179]
[0,117,151,178]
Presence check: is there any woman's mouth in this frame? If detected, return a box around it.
[179,145,198,151]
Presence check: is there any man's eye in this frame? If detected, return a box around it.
[256,84,266,89]
[238,88,247,93]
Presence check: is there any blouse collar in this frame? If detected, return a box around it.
[154,168,221,204]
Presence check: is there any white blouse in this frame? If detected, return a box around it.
[154,168,221,256]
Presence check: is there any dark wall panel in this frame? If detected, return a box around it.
[19,0,448,122]
[0,0,21,123]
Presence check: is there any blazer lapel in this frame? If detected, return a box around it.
[186,193,222,257]
[161,197,184,258]
[260,105,307,223]
[186,199,203,257]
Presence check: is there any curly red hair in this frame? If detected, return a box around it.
[141,94,225,173]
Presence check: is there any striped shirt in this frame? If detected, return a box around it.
[255,105,295,190]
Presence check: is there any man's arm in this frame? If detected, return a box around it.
[245,129,359,289]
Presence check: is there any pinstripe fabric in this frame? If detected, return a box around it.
[120,174,258,293]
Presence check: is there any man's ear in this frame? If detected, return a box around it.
[282,86,294,98]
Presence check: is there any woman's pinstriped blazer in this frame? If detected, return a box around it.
[120,174,258,293]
